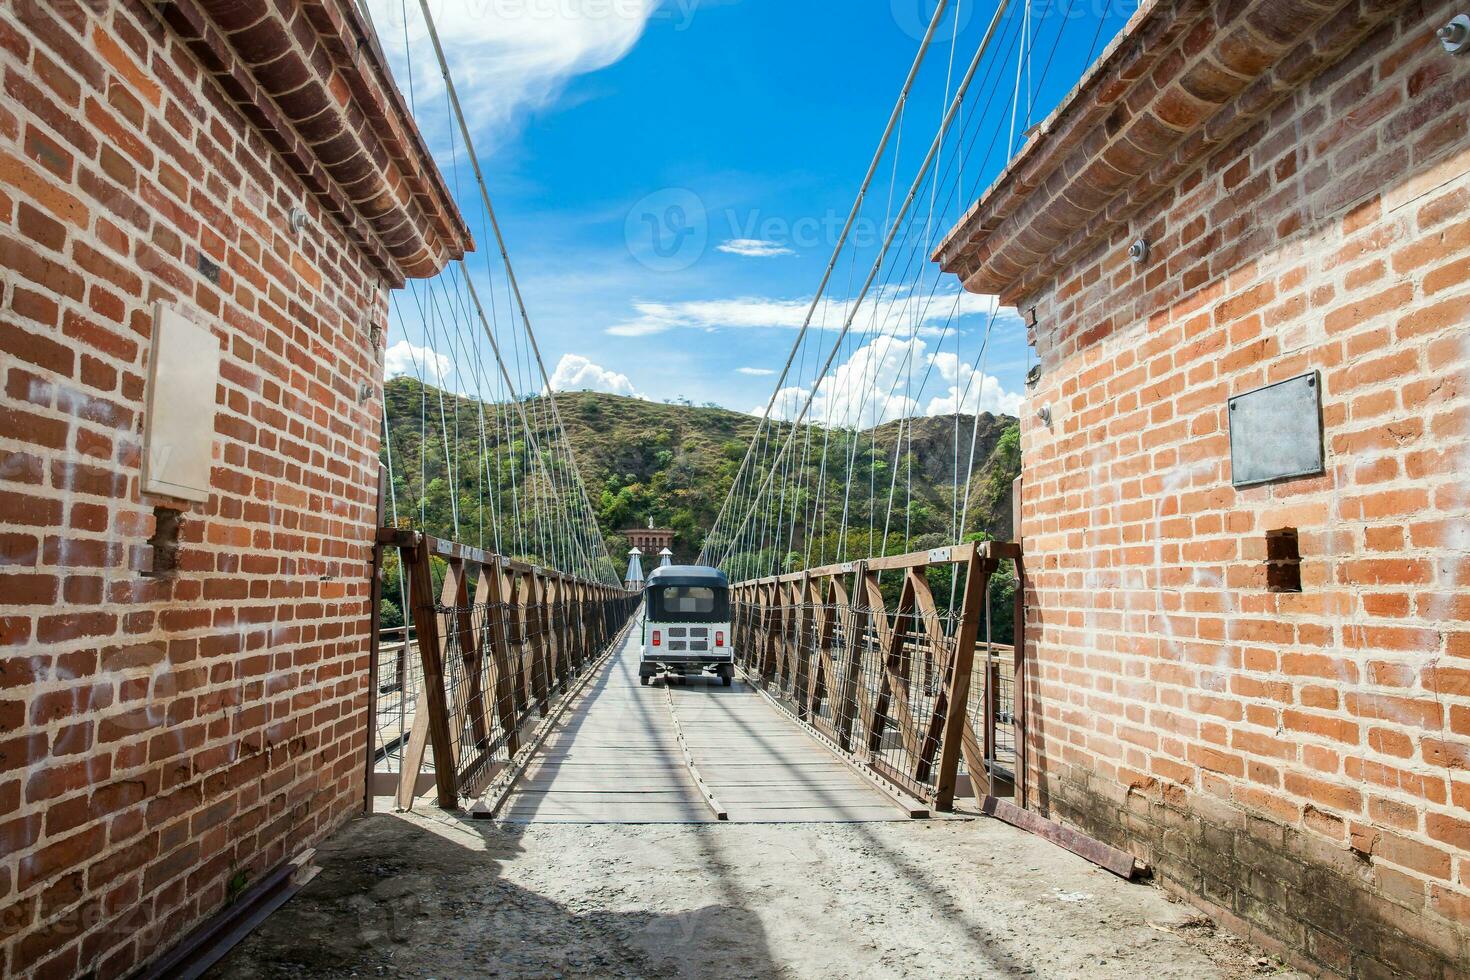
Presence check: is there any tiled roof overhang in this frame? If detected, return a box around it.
[934,0,1410,305]
[152,0,472,287]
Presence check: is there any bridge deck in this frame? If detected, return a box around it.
[498,616,904,823]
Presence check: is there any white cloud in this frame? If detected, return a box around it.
[737,367,775,376]
[548,353,641,397]
[717,238,795,258]
[607,297,811,336]
[604,316,673,338]
[925,351,1025,417]
[604,286,1006,340]
[765,335,924,429]
[368,0,659,144]
[763,335,1022,427]
[385,340,454,382]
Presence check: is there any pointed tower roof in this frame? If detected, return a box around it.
[624,547,645,589]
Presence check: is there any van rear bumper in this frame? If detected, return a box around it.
[640,653,733,668]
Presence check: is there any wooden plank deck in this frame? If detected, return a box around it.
[497,616,905,824]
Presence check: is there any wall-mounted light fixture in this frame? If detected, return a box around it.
[1036,405,1052,426]
[1025,364,1043,389]
[1440,14,1469,54]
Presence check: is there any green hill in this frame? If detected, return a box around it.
[380,377,1020,570]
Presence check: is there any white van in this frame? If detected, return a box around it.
[639,565,733,686]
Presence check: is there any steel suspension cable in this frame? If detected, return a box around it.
[700,0,954,566]
[714,0,1013,570]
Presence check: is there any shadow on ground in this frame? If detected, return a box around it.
[207,811,776,980]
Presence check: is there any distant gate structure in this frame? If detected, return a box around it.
[624,524,677,556]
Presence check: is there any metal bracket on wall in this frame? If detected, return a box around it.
[1439,14,1469,54]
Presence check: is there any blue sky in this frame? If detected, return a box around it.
[371,0,1134,420]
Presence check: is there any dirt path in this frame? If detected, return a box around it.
[211,807,1299,979]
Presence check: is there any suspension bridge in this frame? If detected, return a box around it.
[366,0,1052,838]
[335,0,1220,944]
[327,0,1177,966]
[5,0,1464,974]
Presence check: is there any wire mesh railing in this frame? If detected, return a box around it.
[375,528,638,811]
[961,641,1016,790]
[732,540,1023,810]
[373,624,424,779]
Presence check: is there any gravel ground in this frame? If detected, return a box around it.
[210,807,1302,980]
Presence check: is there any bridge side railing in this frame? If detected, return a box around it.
[731,540,1024,811]
[371,624,423,784]
[374,528,639,811]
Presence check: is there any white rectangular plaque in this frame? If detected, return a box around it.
[142,304,221,503]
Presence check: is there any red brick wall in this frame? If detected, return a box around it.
[1014,5,1469,976]
[1,1,391,975]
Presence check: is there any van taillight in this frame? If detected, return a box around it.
[716,631,725,647]
[652,631,661,647]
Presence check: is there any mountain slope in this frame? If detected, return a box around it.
[380,378,1020,567]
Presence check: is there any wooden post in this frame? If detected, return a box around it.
[569,581,585,672]
[476,563,518,757]
[504,570,529,714]
[757,584,778,682]
[807,576,836,721]
[862,568,923,766]
[556,578,573,684]
[542,576,563,692]
[463,563,494,749]
[793,574,817,718]
[578,584,590,668]
[753,585,767,676]
[834,568,865,752]
[523,571,551,714]
[931,547,991,810]
[399,537,459,810]
[440,560,486,762]
[395,688,431,811]
[781,579,799,703]
[788,579,803,696]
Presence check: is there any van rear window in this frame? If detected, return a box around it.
[663,587,714,613]
[649,585,729,622]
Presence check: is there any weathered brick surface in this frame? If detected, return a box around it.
[945,2,1470,977]
[0,0,460,976]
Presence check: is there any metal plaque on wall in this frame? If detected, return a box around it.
[1228,372,1325,488]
